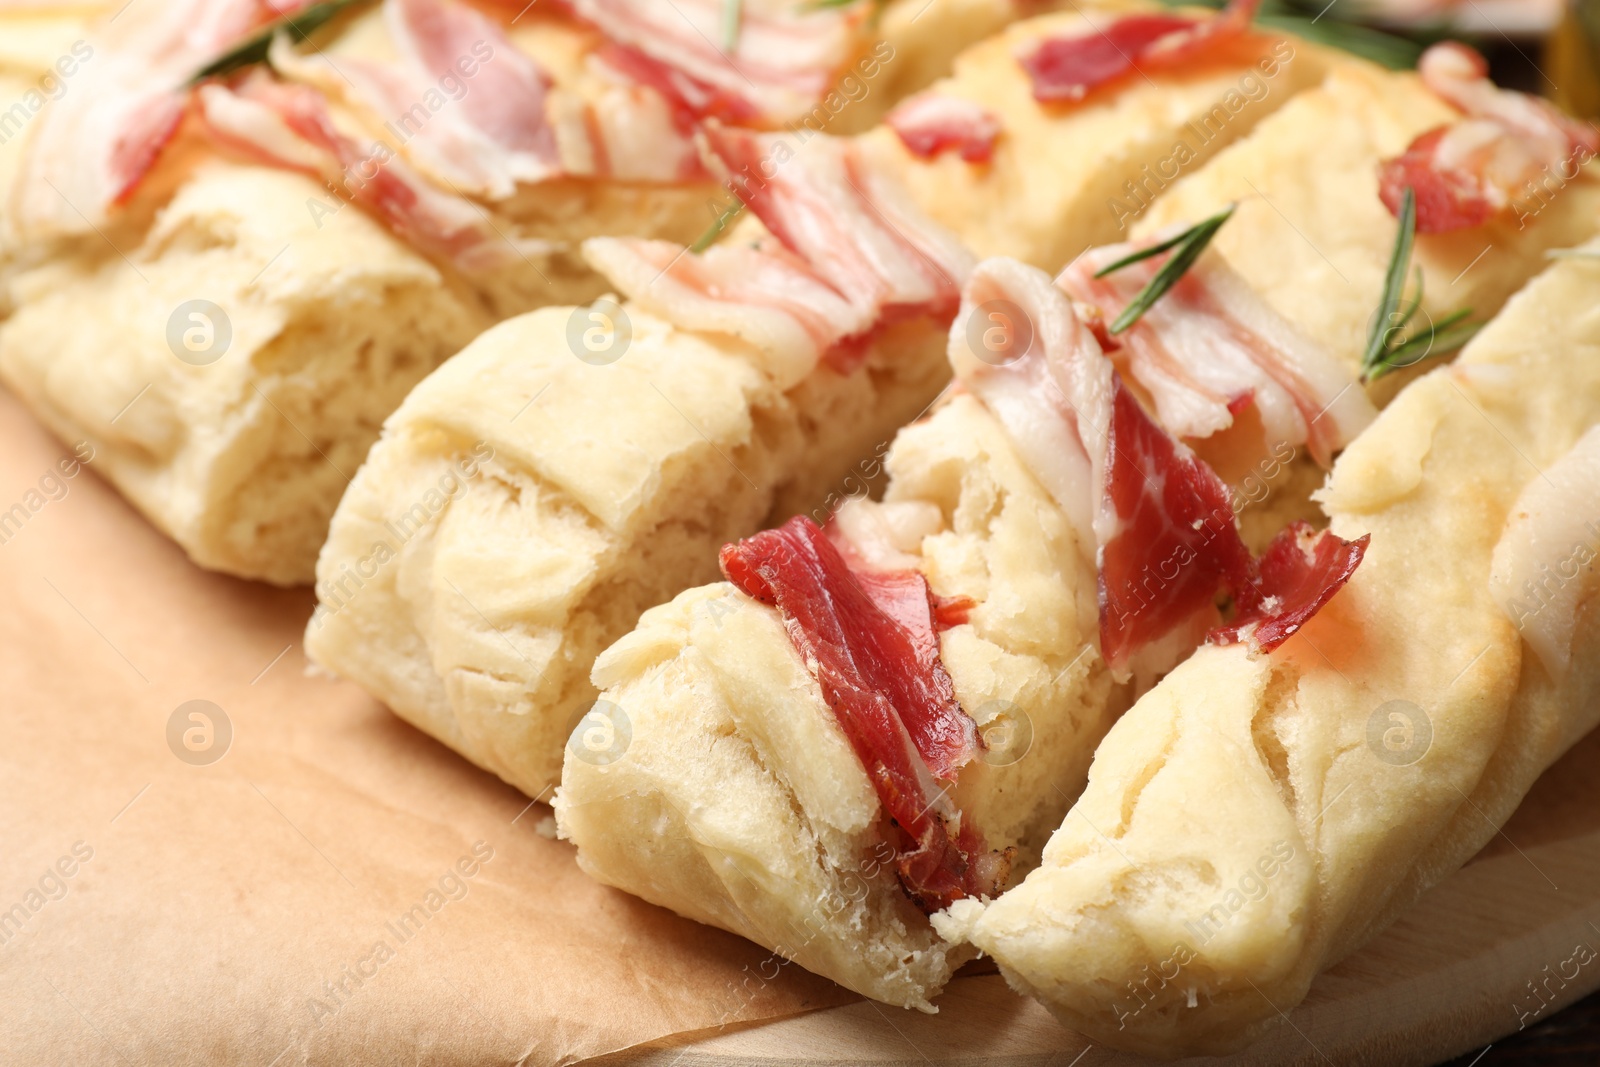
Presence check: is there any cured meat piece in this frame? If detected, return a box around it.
[951,257,1366,678]
[196,76,524,270]
[1059,232,1376,466]
[1097,373,1256,671]
[1018,0,1262,105]
[12,0,317,238]
[581,235,868,385]
[590,130,973,379]
[1210,520,1369,652]
[269,0,564,198]
[1379,42,1600,233]
[564,0,865,126]
[719,516,1005,911]
[885,94,1002,163]
[704,126,974,335]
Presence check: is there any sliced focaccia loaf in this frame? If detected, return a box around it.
[4,0,1030,584]
[556,390,1120,1010]
[866,0,1347,271]
[1134,50,1600,384]
[939,246,1600,1056]
[556,252,1378,1009]
[305,131,970,801]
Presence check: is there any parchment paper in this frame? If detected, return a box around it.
[0,387,856,1066]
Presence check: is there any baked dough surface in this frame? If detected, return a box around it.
[305,306,952,800]
[556,394,1128,1008]
[941,250,1600,1055]
[870,7,1343,272]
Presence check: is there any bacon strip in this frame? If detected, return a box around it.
[951,258,1366,679]
[589,130,973,378]
[196,76,526,271]
[263,0,570,198]
[1379,43,1600,233]
[719,516,1008,912]
[886,94,1002,164]
[1017,0,1263,105]
[705,127,974,354]
[12,0,318,240]
[563,0,865,126]
[581,236,869,386]
[1059,232,1376,467]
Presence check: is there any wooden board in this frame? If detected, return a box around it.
[590,725,1600,1067]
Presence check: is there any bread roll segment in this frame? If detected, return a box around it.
[556,393,1126,1009]
[1135,62,1600,381]
[869,6,1342,270]
[305,303,953,799]
[939,249,1600,1055]
[0,161,490,583]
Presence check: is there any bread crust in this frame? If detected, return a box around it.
[305,305,953,799]
[556,394,1129,1008]
[947,250,1600,1056]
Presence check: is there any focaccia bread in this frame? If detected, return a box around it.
[2,161,491,581]
[937,247,1600,1055]
[556,393,1124,1009]
[867,4,1346,271]
[304,129,973,800]
[1135,60,1600,383]
[554,244,1381,1011]
[304,304,954,801]
[1,0,1024,585]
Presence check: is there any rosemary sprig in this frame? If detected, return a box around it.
[690,201,745,253]
[722,0,744,52]
[188,0,373,86]
[1361,187,1482,380]
[1155,0,1430,69]
[1096,203,1236,334]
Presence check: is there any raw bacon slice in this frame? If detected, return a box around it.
[581,236,869,387]
[886,94,1002,163]
[704,126,974,345]
[1059,232,1376,467]
[1018,0,1263,105]
[950,258,1365,679]
[389,0,559,177]
[11,0,318,239]
[719,516,1006,911]
[1210,521,1369,652]
[563,0,866,126]
[584,132,971,380]
[196,77,525,271]
[1379,42,1600,233]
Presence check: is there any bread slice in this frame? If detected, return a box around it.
[555,393,1126,1009]
[1136,61,1600,385]
[303,296,954,799]
[0,0,1090,585]
[939,248,1600,1055]
[867,6,1345,272]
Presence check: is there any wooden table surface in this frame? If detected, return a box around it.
[1442,990,1600,1065]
